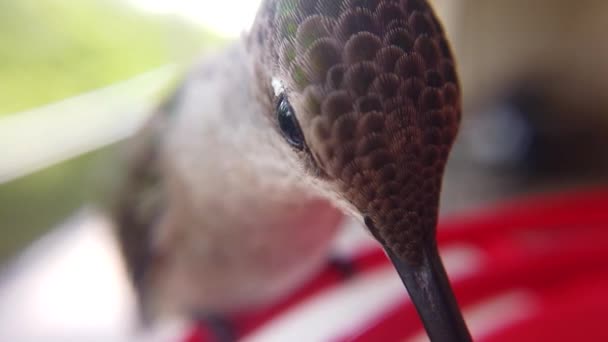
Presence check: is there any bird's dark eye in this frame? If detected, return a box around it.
[276,94,305,150]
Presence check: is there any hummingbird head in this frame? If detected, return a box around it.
[248,0,461,262]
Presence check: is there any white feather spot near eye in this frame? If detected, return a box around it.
[272,78,286,97]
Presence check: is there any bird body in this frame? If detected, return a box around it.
[114,1,470,339]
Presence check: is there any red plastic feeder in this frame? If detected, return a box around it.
[185,187,608,342]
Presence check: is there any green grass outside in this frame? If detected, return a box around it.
[0,0,225,263]
[0,0,223,116]
[0,146,124,263]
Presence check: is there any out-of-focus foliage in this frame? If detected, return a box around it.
[0,1,225,262]
[0,147,118,262]
[0,0,221,116]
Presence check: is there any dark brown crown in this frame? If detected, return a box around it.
[250,0,461,263]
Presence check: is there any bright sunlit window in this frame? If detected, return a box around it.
[129,0,263,38]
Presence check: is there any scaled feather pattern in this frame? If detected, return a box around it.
[251,0,461,262]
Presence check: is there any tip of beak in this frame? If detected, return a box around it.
[387,244,473,341]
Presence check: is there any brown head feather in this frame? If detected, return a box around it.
[249,0,461,263]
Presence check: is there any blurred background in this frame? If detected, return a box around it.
[1,0,607,341]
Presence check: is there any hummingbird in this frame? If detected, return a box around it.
[112,0,471,341]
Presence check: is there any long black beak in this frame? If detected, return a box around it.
[386,244,472,341]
